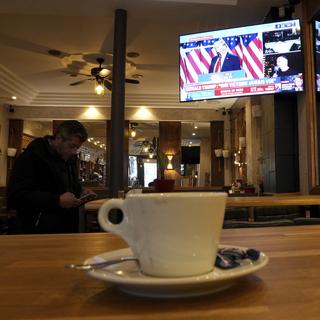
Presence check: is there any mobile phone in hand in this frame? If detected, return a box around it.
[80,193,96,202]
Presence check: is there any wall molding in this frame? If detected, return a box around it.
[0,64,236,109]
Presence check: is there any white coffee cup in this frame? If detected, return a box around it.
[98,192,227,278]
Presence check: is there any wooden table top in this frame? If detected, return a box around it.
[1,226,320,319]
[226,194,320,207]
[85,194,320,210]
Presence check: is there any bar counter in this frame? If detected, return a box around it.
[85,194,320,210]
[1,225,320,319]
[85,194,320,222]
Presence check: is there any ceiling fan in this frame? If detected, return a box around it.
[68,57,140,91]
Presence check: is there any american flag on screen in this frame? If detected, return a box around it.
[180,41,215,85]
[239,33,264,80]
[179,32,264,89]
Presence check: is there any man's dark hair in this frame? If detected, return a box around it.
[54,120,88,142]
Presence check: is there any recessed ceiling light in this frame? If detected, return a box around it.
[48,49,62,56]
[11,96,17,100]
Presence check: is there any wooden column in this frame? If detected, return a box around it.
[301,0,319,191]
[7,119,23,183]
[159,122,181,183]
[211,121,224,187]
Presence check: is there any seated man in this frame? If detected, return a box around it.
[7,120,95,234]
[209,38,241,73]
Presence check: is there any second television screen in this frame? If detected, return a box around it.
[179,19,303,102]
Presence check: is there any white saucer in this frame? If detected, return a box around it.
[85,245,268,298]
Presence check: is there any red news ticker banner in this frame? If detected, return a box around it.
[185,81,277,97]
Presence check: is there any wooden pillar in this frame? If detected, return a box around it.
[211,121,224,187]
[230,106,246,183]
[7,119,23,183]
[296,2,318,192]
[159,122,181,184]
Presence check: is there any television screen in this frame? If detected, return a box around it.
[179,19,303,102]
[315,20,320,92]
[181,146,200,164]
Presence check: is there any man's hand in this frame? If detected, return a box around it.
[80,188,97,203]
[59,192,83,208]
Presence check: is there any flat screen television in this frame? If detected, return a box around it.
[179,19,304,102]
[315,20,320,92]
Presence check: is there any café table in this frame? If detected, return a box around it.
[1,225,320,319]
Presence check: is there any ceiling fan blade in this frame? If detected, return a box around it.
[99,30,114,53]
[125,78,140,84]
[69,78,92,86]
[29,69,66,78]
[0,32,69,58]
[62,70,91,77]
[104,79,112,91]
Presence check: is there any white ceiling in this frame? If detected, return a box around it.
[0,0,286,109]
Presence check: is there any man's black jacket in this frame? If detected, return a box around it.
[7,137,81,233]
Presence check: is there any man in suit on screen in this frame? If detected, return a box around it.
[209,38,241,73]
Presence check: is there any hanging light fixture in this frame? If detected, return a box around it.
[130,128,136,138]
[130,123,138,138]
[142,141,150,153]
[94,77,105,96]
[148,147,155,159]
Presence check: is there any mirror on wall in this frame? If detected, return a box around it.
[79,121,106,186]
[22,120,52,150]
[128,122,159,188]
[181,122,211,188]
[21,120,107,187]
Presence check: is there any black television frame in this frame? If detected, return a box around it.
[179,18,305,103]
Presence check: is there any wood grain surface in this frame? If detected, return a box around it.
[226,194,320,207]
[1,226,320,319]
[85,194,320,211]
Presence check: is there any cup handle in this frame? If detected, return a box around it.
[98,199,128,237]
